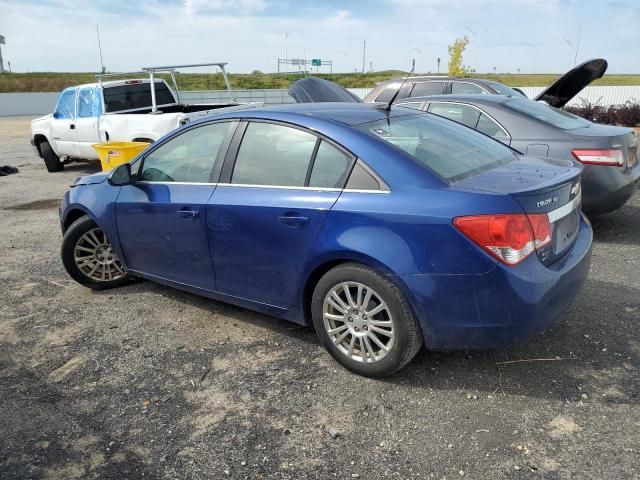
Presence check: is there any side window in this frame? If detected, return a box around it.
[374,86,397,103]
[140,122,232,183]
[398,102,424,111]
[477,113,510,141]
[54,90,76,119]
[308,141,351,188]
[410,81,445,97]
[451,82,487,94]
[345,161,384,191]
[232,123,317,187]
[77,87,100,118]
[428,103,480,129]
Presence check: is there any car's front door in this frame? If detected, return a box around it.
[75,86,102,159]
[115,121,235,290]
[207,121,353,308]
[50,88,78,157]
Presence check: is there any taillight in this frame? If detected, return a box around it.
[453,214,551,266]
[571,149,624,167]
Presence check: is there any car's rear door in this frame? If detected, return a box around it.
[206,121,354,308]
[115,121,236,290]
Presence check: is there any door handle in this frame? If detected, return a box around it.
[278,214,309,227]
[178,208,199,220]
[69,124,76,130]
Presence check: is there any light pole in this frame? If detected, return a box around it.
[563,39,574,69]
[0,35,6,74]
[465,26,487,73]
[413,48,422,73]
[520,42,538,73]
[284,31,291,74]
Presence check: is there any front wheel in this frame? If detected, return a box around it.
[40,140,64,172]
[61,216,130,289]
[311,263,423,377]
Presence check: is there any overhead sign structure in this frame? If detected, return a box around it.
[311,58,321,67]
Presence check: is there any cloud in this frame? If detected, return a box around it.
[184,0,267,17]
[1,0,638,74]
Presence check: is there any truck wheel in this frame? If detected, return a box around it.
[40,140,64,172]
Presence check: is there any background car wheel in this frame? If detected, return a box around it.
[40,140,64,172]
[61,216,130,290]
[311,263,423,377]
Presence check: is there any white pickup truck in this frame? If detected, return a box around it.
[31,62,250,172]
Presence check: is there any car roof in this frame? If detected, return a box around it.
[209,102,420,126]
[403,94,517,105]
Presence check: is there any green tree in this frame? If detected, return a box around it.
[447,36,470,76]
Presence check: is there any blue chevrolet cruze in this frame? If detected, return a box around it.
[60,103,592,376]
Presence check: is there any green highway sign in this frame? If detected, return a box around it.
[311,58,321,67]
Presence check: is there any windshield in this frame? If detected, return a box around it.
[355,113,516,182]
[504,98,590,129]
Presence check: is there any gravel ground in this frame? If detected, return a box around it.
[0,116,638,480]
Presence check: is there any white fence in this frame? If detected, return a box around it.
[2,85,639,117]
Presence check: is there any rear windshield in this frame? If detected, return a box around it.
[103,81,176,112]
[504,98,590,129]
[481,80,525,97]
[355,113,516,182]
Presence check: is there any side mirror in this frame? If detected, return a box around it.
[108,163,134,186]
[53,111,61,119]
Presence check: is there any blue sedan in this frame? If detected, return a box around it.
[60,103,593,377]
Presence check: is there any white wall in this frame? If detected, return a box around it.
[2,86,639,117]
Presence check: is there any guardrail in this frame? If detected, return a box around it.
[2,86,639,117]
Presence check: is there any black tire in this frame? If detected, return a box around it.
[61,216,130,290]
[40,140,64,172]
[311,263,423,377]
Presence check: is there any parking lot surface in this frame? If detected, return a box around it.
[1,116,638,479]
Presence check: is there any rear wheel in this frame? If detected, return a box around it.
[312,263,422,377]
[40,140,64,172]
[61,216,129,289]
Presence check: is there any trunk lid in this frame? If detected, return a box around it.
[534,58,607,108]
[455,156,583,265]
[569,125,637,170]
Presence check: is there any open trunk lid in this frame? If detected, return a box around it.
[289,77,363,103]
[455,156,583,265]
[534,58,608,108]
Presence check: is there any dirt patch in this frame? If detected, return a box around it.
[3,198,60,210]
[0,116,639,480]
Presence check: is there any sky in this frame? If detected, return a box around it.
[0,0,639,74]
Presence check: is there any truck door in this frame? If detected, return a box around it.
[75,86,102,160]
[50,88,78,157]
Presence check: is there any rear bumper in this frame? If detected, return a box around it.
[582,164,640,214]
[396,214,593,350]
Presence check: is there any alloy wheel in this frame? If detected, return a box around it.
[322,281,395,363]
[74,228,126,282]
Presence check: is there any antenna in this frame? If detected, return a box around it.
[96,25,105,74]
[384,65,415,111]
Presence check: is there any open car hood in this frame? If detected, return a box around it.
[289,77,362,103]
[534,58,607,108]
